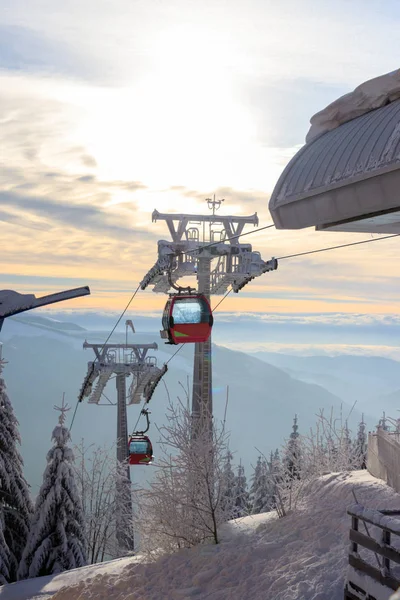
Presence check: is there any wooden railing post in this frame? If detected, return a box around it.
[352,516,358,553]
[382,529,391,572]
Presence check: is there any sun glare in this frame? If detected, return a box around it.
[66,24,276,192]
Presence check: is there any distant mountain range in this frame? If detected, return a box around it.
[0,314,395,494]
[251,351,400,418]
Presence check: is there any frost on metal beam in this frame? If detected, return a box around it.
[0,286,90,332]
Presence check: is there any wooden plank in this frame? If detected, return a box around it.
[380,510,400,516]
[383,530,391,571]
[348,509,400,537]
[349,554,400,591]
[352,516,359,553]
[344,587,363,600]
[345,582,378,600]
[349,529,400,565]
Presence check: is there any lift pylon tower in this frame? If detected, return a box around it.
[78,336,167,554]
[140,199,278,424]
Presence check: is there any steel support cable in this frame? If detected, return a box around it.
[212,288,233,311]
[200,232,400,318]
[70,283,142,431]
[276,233,400,261]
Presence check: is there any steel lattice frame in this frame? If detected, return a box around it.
[78,340,167,554]
[140,201,278,423]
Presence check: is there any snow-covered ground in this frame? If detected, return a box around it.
[2,471,400,600]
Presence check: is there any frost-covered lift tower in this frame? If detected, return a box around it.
[78,328,167,553]
[269,69,400,234]
[141,198,277,424]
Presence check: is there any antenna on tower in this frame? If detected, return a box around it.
[206,195,224,215]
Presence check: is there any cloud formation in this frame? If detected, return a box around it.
[1,1,400,317]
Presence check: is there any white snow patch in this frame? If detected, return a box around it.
[0,555,142,599]
[306,68,400,143]
[3,471,400,600]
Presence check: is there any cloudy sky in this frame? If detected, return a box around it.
[1,0,400,354]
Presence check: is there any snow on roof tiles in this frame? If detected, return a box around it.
[269,100,400,231]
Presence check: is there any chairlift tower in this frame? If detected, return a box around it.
[141,198,278,425]
[78,323,167,554]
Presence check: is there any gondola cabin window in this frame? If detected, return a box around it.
[129,439,150,454]
[172,297,209,324]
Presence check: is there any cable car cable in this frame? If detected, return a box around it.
[276,233,400,261]
[203,234,400,321]
[212,288,232,312]
[166,344,185,365]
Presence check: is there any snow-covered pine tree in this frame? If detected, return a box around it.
[0,511,10,584]
[18,398,87,580]
[266,450,282,510]
[0,350,32,582]
[267,451,277,507]
[249,455,263,511]
[220,449,236,516]
[233,462,250,518]
[285,415,301,480]
[339,420,353,469]
[252,458,272,515]
[354,415,367,470]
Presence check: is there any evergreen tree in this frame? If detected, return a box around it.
[249,456,263,509]
[233,462,250,518]
[0,511,10,584]
[267,449,281,510]
[0,352,33,582]
[354,415,367,470]
[340,420,353,468]
[18,399,87,580]
[220,450,235,516]
[285,415,301,480]
[252,458,272,514]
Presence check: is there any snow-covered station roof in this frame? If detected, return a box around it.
[269,70,400,233]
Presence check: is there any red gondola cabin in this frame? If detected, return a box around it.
[161,294,213,345]
[128,435,153,465]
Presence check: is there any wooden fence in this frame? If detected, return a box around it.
[344,504,400,600]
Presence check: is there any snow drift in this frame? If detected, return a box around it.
[306,68,400,143]
[3,470,400,600]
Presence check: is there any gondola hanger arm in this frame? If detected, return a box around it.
[167,257,196,294]
[134,408,151,435]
